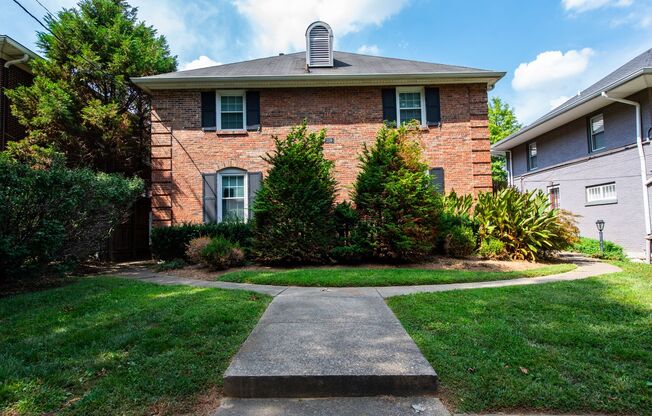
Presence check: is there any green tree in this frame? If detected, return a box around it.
[352,123,442,261]
[252,123,337,264]
[488,97,522,188]
[7,0,177,173]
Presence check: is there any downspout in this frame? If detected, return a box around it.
[2,54,30,150]
[505,150,513,187]
[601,91,651,262]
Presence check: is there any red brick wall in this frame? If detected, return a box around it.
[0,58,34,148]
[150,84,491,226]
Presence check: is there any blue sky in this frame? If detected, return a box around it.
[2,0,651,124]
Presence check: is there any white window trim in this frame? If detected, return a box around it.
[396,86,426,126]
[586,182,617,205]
[548,185,560,209]
[217,169,248,222]
[589,114,605,152]
[527,142,538,171]
[216,90,247,131]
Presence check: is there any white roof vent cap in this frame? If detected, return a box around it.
[306,21,333,68]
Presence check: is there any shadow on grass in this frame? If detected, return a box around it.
[0,277,270,416]
[388,264,652,415]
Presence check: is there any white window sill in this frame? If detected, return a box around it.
[586,199,617,207]
[215,129,248,136]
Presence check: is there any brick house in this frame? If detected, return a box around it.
[132,22,504,227]
[0,35,39,150]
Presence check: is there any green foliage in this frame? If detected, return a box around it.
[442,190,473,217]
[474,188,577,261]
[0,153,143,279]
[353,123,442,261]
[438,191,478,257]
[478,237,506,259]
[185,236,211,264]
[252,123,337,264]
[201,236,246,270]
[573,237,626,261]
[150,221,252,261]
[488,97,522,189]
[6,0,176,172]
[331,201,366,263]
[154,258,186,271]
[444,224,477,258]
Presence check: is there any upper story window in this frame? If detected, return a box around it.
[527,142,538,171]
[586,182,617,205]
[589,114,605,152]
[397,87,426,126]
[218,91,246,130]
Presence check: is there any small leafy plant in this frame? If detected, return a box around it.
[573,237,626,261]
[201,236,245,270]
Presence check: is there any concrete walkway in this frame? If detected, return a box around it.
[111,256,621,416]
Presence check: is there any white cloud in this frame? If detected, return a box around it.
[549,95,572,109]
[357,44,380,55]
[233,0,409,56]
[181,56,223,70]
[562,0,632,13]
[512,48,594,91]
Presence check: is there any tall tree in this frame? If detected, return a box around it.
[7,0,177,174]
[488,97,522,188]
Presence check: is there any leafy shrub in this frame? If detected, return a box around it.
[573,237,626,261]
[155,258,186,271]
[252,122,337,264]
[474,188,576,261]
[478,237,506,259]
[185,237,211,264]
[442,190,473,217]
[353,123,442,262]
[0,150,143,279]
[201,236,246,270]
[444,224,476,258]
[151,221,252,261]
[331,201,365,263]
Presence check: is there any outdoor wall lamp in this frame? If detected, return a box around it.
[596,219,605,253]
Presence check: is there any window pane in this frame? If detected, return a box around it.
[222,198,245,220]
[400,109,422,123]
[591,115,604,134]
[222,175,245,198]
[221,95,243,112]
[549,187,560,209]
[586,183,616,203]
[222,112,244,129]
[592,131,604,150]
[399,92,421,109]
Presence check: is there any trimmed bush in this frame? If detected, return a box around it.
[185,237,211,264]
[252,123,337,264]
[0,150,143,279]
[151,221,252,261]
[352,123,442,262]
[201,236,245,270]
[444,224,476,258]
[573,237,626,261]
[478,237,506,259]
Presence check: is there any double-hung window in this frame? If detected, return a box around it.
[589,114,605,152]
[396,87,426,126]
[548,186,560,209]
[218,170,248,221]
[217,91,246,130]
[527,142,538,171]
[586,182,617,205]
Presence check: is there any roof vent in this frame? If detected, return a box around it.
[306,21,333,67]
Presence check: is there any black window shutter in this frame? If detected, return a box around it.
[201,92,216,128]
[202,173,217,223]
[381,88,397,124]
[247,172,263,219]
[429,167,445,194]
[425,87,441,126]
[246,91,260,131]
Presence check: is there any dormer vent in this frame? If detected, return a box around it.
[306,21,333,67]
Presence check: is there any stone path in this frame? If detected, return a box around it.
[110,256,621,416]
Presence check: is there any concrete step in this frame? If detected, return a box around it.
[213,396,451,415]
[223,293,438,398]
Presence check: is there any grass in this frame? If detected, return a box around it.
[388,261,652,415]
[573,237,627,261]
[0,277,271,415]
[217,263,576,287]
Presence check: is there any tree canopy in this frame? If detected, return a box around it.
[7,0,177,173]
[488,97,522,188]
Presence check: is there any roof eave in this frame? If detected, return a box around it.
[131,71,506,94]
[0,36,41,73]
[492,68,652,151]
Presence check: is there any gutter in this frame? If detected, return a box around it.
[601,91,651,263]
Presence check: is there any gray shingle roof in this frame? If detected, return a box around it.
[139,51,498,79]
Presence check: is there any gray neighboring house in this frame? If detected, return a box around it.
[492,48,652,259]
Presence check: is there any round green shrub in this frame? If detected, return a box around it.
[478,237,506,259]
[444,224,476,258]
[201,236,245,270]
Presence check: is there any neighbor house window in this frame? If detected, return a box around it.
[217,91,246,130]
[527,142,538,171]
[586,182,616,205]
[548,186,560,209]
[397,87,425,125]
[218,170,248,221]
[590,114,605,152]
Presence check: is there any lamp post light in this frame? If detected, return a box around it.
[596,220,605,253]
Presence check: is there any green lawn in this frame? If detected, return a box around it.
[388,262,652,415]
[0,277,270,416]
[217,263,576,287]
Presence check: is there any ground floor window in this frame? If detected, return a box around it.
[218,170,247,221]
[586,182,617,205]
[548,185,560,209]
